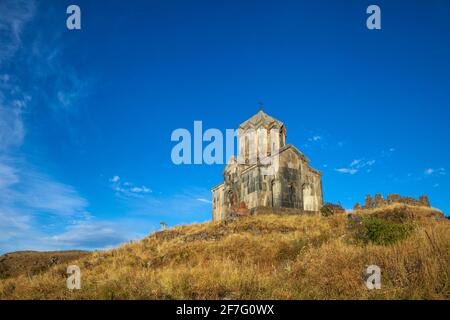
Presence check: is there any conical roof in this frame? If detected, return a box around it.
[239,110,284,129]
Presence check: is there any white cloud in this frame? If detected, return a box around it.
[424,167,446,176]
[308,135,322,142]
[197,198,212,204]
[0,1,96,253]
[335,168,358,175]
[0,208,31,241]
[44,220,128,249]
[131,186,151,194]
[0,159,91,253]
[123,187,213,222]
[0,99,27,151]
[0,161,19,189]
[55,73,88,111]
[22,172,89,216]
[110,175,152,196]
[0,74,10,82]
[335,159,376,175]
[0,0,36,63]
[0,160,89,217]
[33,188,215,252]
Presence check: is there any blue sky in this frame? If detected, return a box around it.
[0,0,449,254]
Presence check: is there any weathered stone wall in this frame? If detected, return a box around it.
[252,206,318,216]
[212,145,323,222]
[212,184,225,222]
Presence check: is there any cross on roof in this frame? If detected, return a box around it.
[258,101,264,112]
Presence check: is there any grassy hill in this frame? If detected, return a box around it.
[0,204,448,300]
[0,251,89,280]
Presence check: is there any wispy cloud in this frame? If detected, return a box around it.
[114,186,212,224]
[0,208,31,242]
[0,158,91,253]
[131,186,151,194]
[303,133,328,150]
[335,159,376,175]
[308,135,322,142]
[0,0,105,253]
[0,160,89,215]
[110,175,152,196]
[335,168,358,175]
[20,171,89,216]
[0,105,25,151]
[0,0,36,63]
[197,198,212,204]
[424,167,446,176]
[44,219,129,249]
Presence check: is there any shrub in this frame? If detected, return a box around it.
[320,203,345,217]
[354,216,414,245]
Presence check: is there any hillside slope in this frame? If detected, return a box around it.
[0,251,89,280]
[0,204,448,300]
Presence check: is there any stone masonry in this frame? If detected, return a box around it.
[212,110,323,221]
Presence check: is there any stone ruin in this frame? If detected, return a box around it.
[353,194,431,210]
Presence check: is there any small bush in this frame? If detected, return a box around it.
[320,203,345,217]
[355,216,414,245]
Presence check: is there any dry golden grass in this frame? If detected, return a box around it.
[0,205,448,300]
[0,251,89,279]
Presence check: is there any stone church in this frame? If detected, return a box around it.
[212,110,323,222]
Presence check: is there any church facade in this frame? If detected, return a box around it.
[212,110,323,222]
